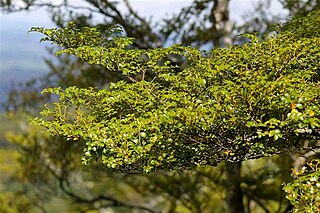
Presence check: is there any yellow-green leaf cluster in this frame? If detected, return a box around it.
[32,11,320,173]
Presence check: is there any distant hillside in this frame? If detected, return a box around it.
[0,10,54,109]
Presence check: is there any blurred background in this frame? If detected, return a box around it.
[0,0,317,212]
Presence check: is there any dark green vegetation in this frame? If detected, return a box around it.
[1,0,319,212]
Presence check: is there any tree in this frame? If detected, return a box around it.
[32,9,320,209]
[1,1,319,212]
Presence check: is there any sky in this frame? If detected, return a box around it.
[0,0,285,106]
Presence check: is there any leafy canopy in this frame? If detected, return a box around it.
[32,12,320,173]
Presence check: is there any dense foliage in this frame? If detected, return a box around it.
[32,12,320,173]
[1,1,320,212]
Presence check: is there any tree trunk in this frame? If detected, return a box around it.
[211,0,233,47]
[211,1,245,213]
[226,162,244,213]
